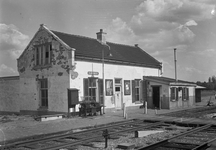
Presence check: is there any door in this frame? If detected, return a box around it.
[152,86,160,109]
[195,89,201,103]
[178,88,183,107]
[115,86,122,108]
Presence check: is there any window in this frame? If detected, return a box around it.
[106,79,113,96]
[39,79,48,107]
[115,78,121,84]
[115,87,120,92]
[135,80,140,101]
[35,43,52,66]
[88,78,97,100]
[83,78,100,101]
[132,79,142,103]
[124,80,131,95]
[182,87,189,100]
[170,87,178,101]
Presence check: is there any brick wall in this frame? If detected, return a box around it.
[0,76,20,114]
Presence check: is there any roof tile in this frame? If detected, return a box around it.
[51,30,161,68]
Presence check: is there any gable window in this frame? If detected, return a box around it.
[182,87,189,100]
[39,78,48,107]
[35,43,52,66]
[170,87,178,101]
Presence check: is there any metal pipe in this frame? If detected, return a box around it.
[174,48,177,82]
[102,48,105,114]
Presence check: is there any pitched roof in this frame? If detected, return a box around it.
[143,76,196,86]
[51,30,161,69]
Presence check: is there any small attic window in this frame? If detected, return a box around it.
[35,43,52,66]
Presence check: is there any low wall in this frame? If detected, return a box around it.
[0,76,20,114]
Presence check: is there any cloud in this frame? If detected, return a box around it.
[106,17,137,44]
[136,0,215,23]
[174,24,195,43]
[211,6,215,15]
[192,48,216,57]
[0,23,29,58]
[0,64,16,77]
[131,13,179,35]
[185,20,197,26]
[185,67,202,73]
[0,23,28,77]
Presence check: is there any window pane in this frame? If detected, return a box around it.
[41,90,46,98]
[49,44,52,64]
[135,95,139,101]
[115,79,121,84]
[135,88,139,95]
[115,87,120,91]
[89,78,96,87]
[36,47,39,65]
[41,80,45,88]
[41,97,48,107]
[44,79,48,88]
[135,80,139,87]
[45,45,49,64]
[89,88,96,100]
[171,87,175,100]
[40,79,48,88]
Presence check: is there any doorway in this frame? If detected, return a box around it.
[115,86,122,108]
[115,78,122,109]
[152,86,160,109]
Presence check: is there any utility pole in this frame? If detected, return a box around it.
[102,47,105,114]
[174,48,177,82]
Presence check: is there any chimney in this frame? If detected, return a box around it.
[96,29,106,44]
[135,44,138,47]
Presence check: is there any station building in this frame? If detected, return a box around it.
[0,24,200,115]
[142,76,198,109]
[0,24,162,115]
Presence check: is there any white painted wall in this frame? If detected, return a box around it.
[70,60,160,109]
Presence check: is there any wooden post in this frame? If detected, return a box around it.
[144,101,147,114]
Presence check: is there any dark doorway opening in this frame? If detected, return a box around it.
[152,86,160,109]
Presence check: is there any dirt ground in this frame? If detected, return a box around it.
[0,91,215,145]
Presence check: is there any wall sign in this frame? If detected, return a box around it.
[87,71,99,76]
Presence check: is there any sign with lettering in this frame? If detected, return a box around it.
[88,71,99,76]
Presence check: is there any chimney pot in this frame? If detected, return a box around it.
[135,44,138,47]
[96,29,106,44]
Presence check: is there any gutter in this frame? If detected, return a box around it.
[75,55,162,69]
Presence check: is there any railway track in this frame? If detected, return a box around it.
[2,118,215,150]
[138,124,216,150]
[0,119,165,150]
[160,106,216,119]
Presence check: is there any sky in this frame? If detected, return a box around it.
[0,0,215,82]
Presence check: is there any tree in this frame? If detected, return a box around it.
[212,76,216,83]
[208,77,212,83]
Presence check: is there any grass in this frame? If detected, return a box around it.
[201,90,216,97]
